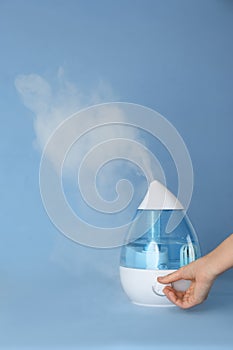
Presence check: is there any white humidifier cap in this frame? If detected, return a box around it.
[138,180,184,210]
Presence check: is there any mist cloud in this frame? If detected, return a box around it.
[15,67,116,152]
[15,68,157,189]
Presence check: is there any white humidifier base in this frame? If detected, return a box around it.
[120,266,191,307]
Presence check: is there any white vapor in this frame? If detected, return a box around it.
[15,67,116,152]
[14,69,162,274]
[15,68,157,190]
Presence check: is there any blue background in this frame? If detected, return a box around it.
[0,0,233,349]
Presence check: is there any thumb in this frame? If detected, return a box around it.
[157,269,183,284]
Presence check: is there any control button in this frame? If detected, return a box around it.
[152,281,169,296]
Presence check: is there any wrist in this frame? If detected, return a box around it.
[203,234,233,278]
[200,254,219,281]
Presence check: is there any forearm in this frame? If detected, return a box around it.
[204,234,233,278]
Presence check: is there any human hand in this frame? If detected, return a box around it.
[157,257,216,309]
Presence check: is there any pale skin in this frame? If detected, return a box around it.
[157,234,233,309]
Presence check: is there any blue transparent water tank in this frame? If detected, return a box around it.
[119,181,201,307]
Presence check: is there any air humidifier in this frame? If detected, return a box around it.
[120,180,201,307]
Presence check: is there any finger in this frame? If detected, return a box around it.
[176,298,197,309]
[164,290,194,309]
[163,287,195,309]
[163,286,185,299]
[157,270,182,284]
[163,288,179,305]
